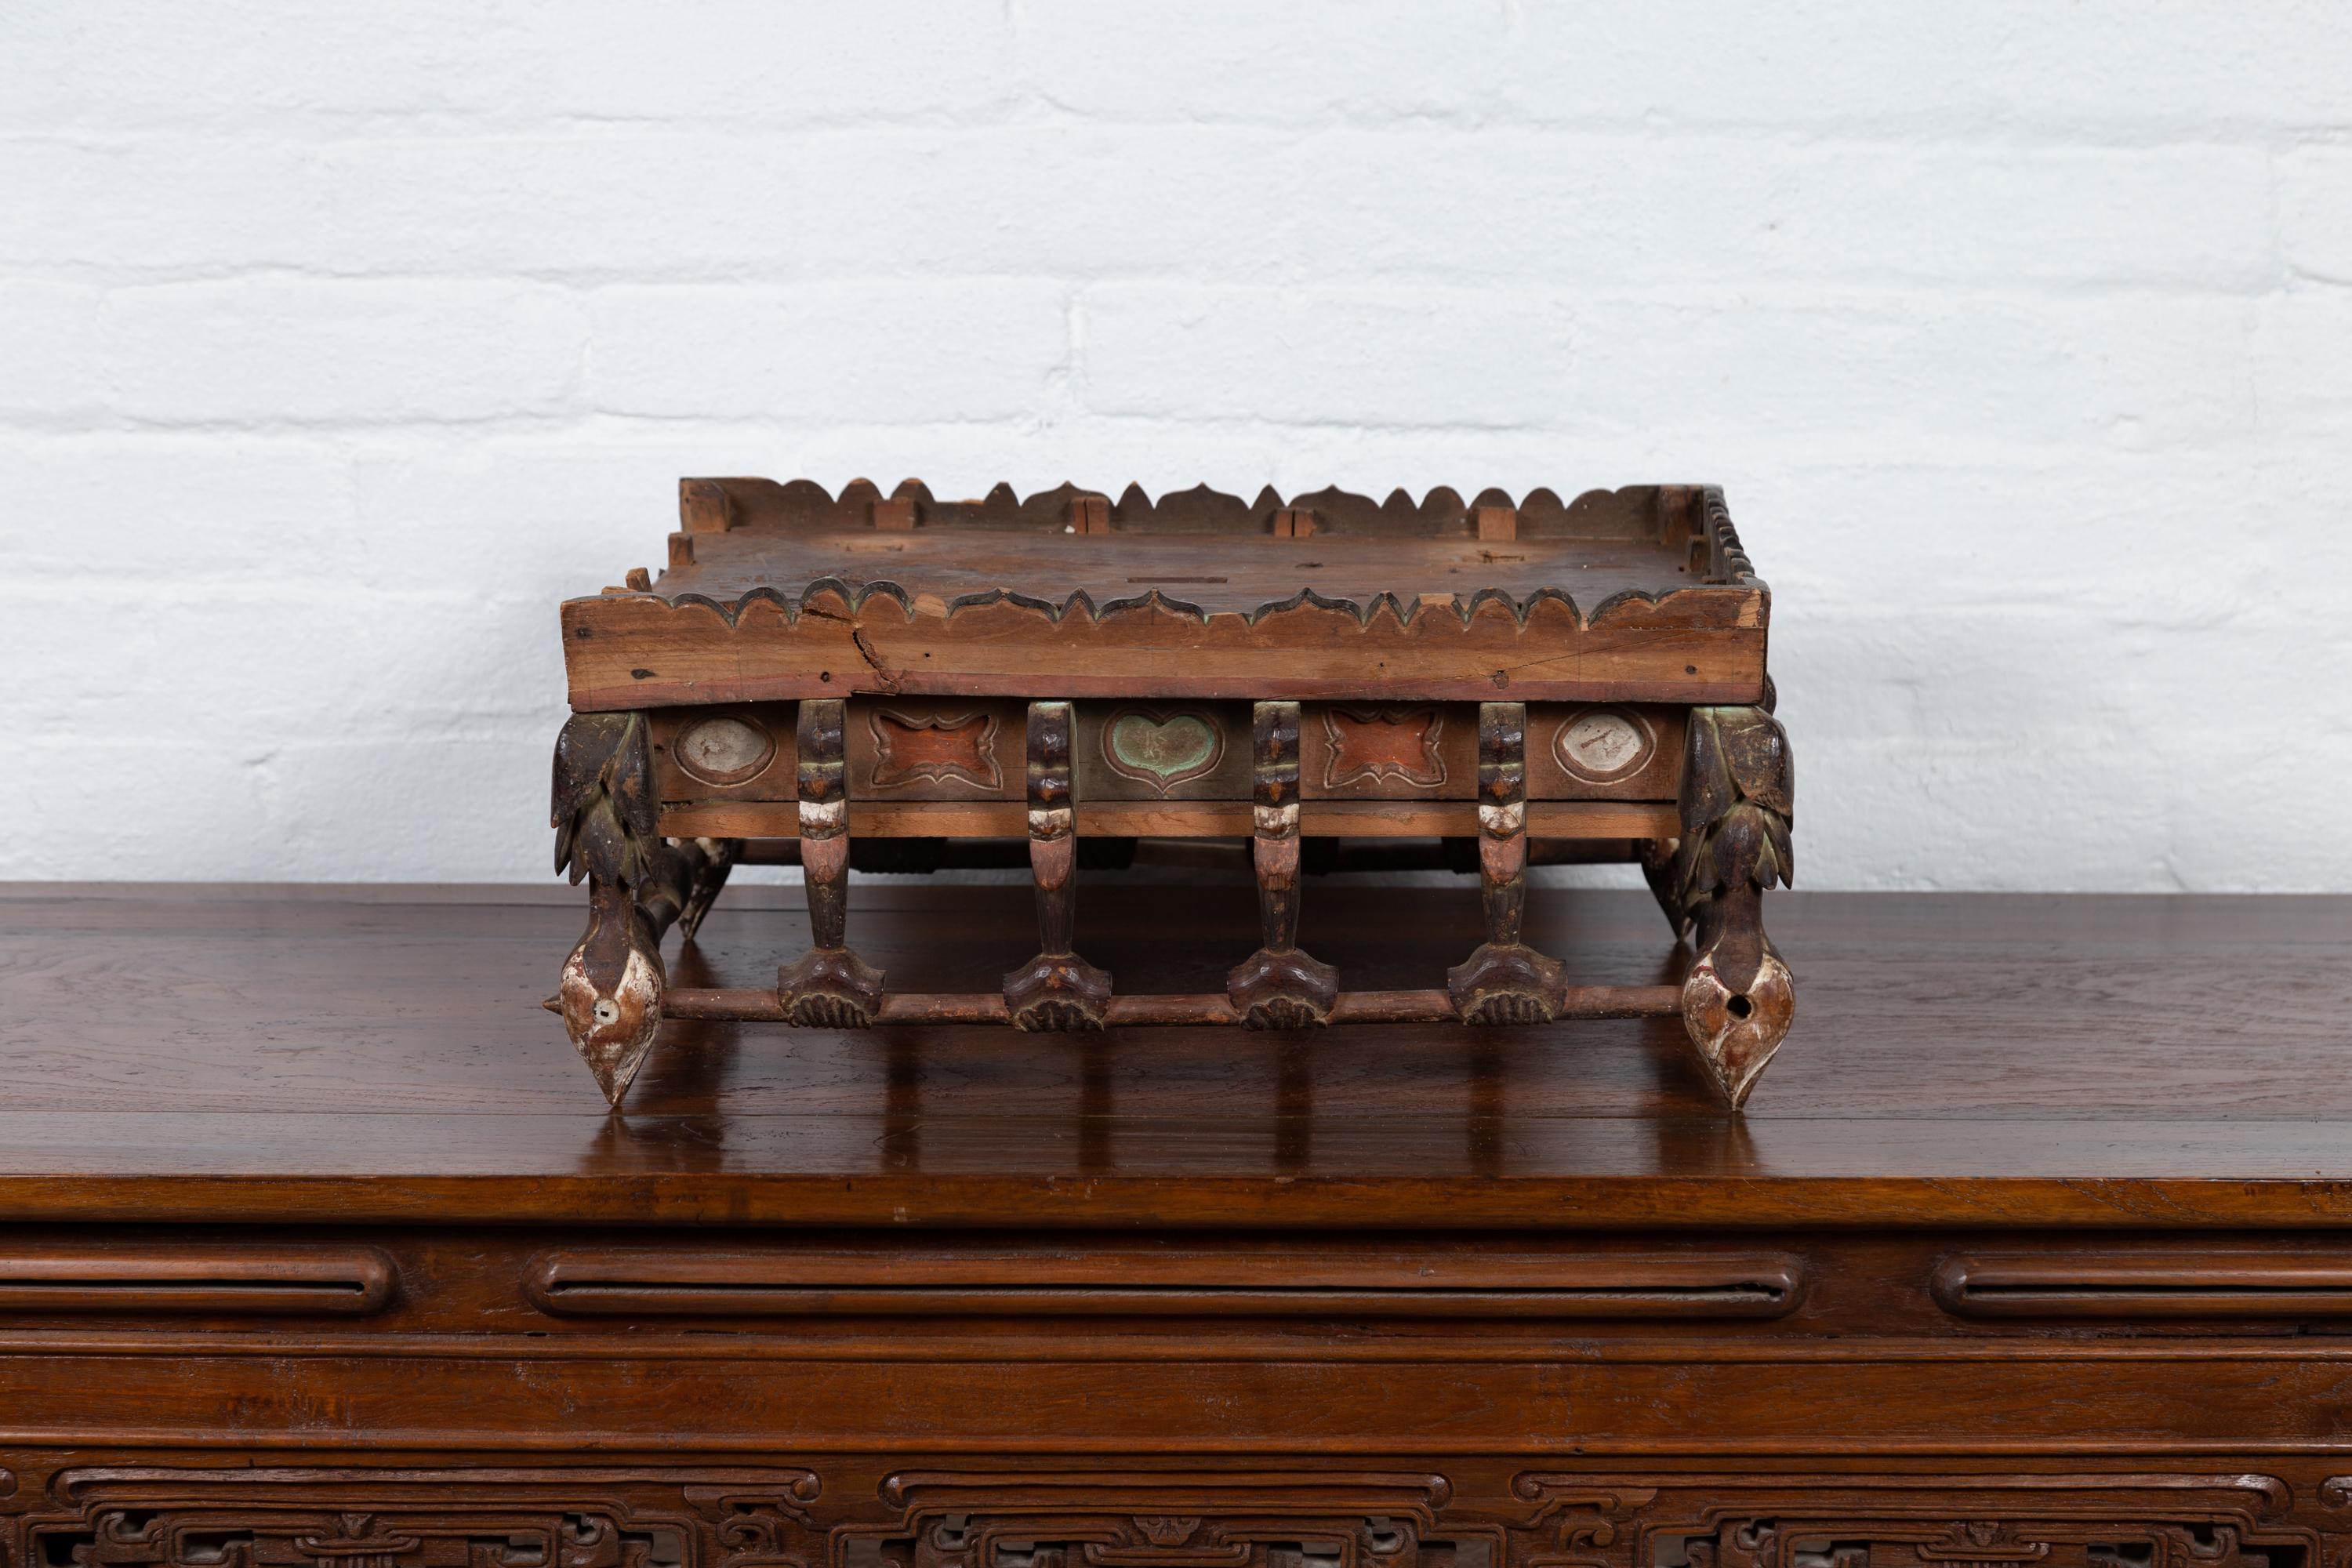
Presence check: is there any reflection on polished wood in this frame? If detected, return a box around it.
[0,884,2347,1226]
[2,883,2352,1541]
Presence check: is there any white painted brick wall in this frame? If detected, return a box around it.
[2,0,2344,889]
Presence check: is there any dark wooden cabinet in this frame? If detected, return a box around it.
[2,884,2350,1568]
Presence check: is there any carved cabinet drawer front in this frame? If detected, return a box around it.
[1935,1250,2352,1319]
[0,1243,394,1316]
[524,1243,1805,1319]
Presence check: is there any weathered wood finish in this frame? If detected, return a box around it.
[655,702,1685,809]
[1004,700,1112,1030]
[777,698,886,1029]
[559,478,1789,1105]
[564,480,1768,709]
[1668,704,1797,1106]
[5,887,2352,1554]
[1228,700,1340,1028]
[550,710,668,1104]
[1446,702,1570,1025]
[659,797,1680,841]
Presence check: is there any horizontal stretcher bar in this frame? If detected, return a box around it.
[662,797,1679,841]
[550,985,1684,1028]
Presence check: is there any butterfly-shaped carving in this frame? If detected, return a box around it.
[1321,707,1445,789]
[870,710,1001,790]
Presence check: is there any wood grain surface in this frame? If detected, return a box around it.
[0,885,2347,1227]
[652,530,1706,615]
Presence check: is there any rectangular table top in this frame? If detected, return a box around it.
[0,884,2344,1230]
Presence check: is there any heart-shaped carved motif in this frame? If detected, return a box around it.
[1103,709,1225,796]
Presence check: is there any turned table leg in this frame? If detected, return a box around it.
[1446,701,1569,1024]
[551,711,668,1107]
[1228,700,1338,1028]
[779,698,887,1027]
[1004,699,1112,1030]
[1670,702,1797,1107]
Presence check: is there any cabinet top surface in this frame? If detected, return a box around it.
[1,884,2345,1231]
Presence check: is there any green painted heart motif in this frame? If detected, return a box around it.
[1105,710,1223,795]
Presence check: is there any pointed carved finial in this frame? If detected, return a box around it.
[1670,703,1796,1106]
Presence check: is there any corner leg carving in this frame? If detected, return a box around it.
[1004,699,1112,1030]
[779,698,886,1027]
[1447,700,1567,1024]
[1671,703,1797,1107]
[1229,700,1338,1028]
[552,710,666,1107]
[1638,837,1686,938]
[675,837,739,944]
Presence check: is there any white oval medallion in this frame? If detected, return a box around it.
[674,715,775,786]
[1554,707,1653,783]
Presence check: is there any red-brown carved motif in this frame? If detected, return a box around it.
[870,710,1001,791]
[1320,708,1446,790]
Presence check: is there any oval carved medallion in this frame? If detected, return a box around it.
[1553,706,1654,783]
[673,715,775,786]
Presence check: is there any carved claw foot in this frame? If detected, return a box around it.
[558,889,665,1107]
[1229,701,1338,1030]
[1228,946,1340,1029]
[1004,953,1112,1032]
[1006,702,1112,1032]
[1682,935,1796,1109]
[1446,940,1568,1026]
[777,946,887,1029]
[777,699,889,1028]
[1449,702,1569,1026]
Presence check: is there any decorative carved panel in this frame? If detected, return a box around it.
[847,1471,1458,1568]
[1506,1472,2315,1568]
[1308,707,1454,797]
[649,704,803,803]
[1098,707,1229,797]
[1548,709,1653,786]
[0,1461,2332,1568]
[870,710,1003,792]
[842,699,1022,800]
[11,1468,823,1568]
[1071,702,1250,800]
[673,717,779,789]
[1522,705,1682,801]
